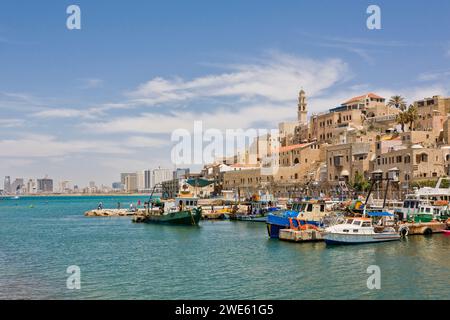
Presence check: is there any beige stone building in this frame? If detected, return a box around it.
[414,95,450,131]
[372,145,446,186]
[326,142,373,184]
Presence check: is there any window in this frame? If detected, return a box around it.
[352,220,361,226]
[361,222,371,227]
[306,204,313,212]
[405,155,411,163]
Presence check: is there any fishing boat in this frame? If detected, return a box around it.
[135,196,202,226]
[395,178,450,222]
[231,200,279,223]
[323,212,401,245]
[266,200,331,238]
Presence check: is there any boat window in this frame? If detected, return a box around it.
[403,201,409,208]
[425,208,431,213]
[353,229,359,233]
[352,220,361,226]
[343,229,349,233]
[320,205,325,212]
[361,222,371,227]
[306,204,313,212]
[346,219,354,224]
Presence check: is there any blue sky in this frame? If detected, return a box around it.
[1,0,450,187]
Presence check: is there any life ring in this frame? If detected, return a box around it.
[399,225,409,237]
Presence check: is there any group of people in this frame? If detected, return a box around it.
[97,200,142,212]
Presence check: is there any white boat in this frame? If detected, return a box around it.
[323,212,401,245]
[395,178,450,222]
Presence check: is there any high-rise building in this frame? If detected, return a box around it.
[37,178,53,193]
[27,179,37,194]
[59,180,72,193]
[112,182,123,190]
[136,171,145,192]
[120,173,134,185]
[152,168,172,186]
[124,173,138,193]
[143,169,152,191]
[11,178,24,194]
[174,168,190,180]
[3,176,11,194]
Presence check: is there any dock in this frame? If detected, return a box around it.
[399,221,447,235]
[279,228,324,243]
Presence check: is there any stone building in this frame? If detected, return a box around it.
[414,95,450,131]
[326,142,372,184]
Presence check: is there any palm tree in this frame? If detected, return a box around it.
[406,104,419,131]
[388,95,407,111]
[396,111,408,132]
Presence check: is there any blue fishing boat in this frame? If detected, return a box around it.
[266,200,329,238]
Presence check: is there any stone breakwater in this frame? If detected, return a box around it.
[84,209,144,217]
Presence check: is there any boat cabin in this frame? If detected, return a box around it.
[175,197,199,210]
[292,201,327,215]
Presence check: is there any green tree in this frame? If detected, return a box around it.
[406,104,419,131]
[352,172,370,192]
[396,111,408,132]
[388,95,407,111]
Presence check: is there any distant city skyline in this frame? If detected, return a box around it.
[1,1,450,186]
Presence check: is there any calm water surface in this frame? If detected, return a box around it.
[0,196,449,299]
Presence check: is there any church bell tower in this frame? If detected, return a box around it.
[298,89,307,124]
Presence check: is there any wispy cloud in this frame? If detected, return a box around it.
[0,118,25,128]
[127,52,350,106]
[32,108,100,119]
[0,134,131,158]
[79,78,104,89]
[418,70,450,82]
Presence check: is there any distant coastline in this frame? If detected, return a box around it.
[0,193,152,198]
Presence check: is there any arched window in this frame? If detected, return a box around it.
[294,158,299,164]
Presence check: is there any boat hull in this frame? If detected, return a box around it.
[231,215,267,222]
[323,232,400,245]
[266,214,321,238]
[140,208,202,226]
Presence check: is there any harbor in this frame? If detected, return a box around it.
[1,194,450,300]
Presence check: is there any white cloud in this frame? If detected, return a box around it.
[0,134,131,158]
[83,102,295,135]
[33,108,85,119]
[418,70,450,82]
[0,118,25,128]
[80,78,104,89]
[126,136,167,148]
[127,52,349,106]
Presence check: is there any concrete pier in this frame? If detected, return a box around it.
[279,229,324,242]
[84,209,142,217]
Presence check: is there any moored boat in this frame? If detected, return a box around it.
[323,212,401,245]
[266,200,330,238]
[134,196,202,226]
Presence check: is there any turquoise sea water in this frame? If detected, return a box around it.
[0,195,449,300]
